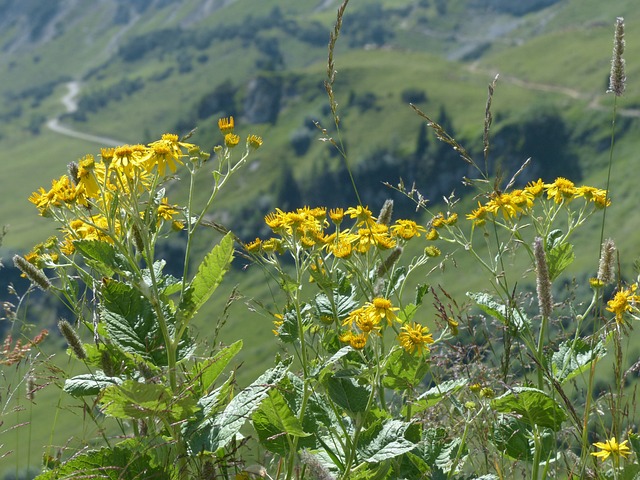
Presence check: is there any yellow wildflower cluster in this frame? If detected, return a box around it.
[466,178,609,225]
[337,298,434,355]
[606,283,640,324]
[248,205,430,258]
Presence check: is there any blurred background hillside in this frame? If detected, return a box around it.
[1,0,639,476]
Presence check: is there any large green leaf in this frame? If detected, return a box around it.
[359,419,418,463]
[101,279,167,365]
[207,360,289,451]
[490,415,553,462]
[178,232,234,323]
[551,337,606,384]
[34,441,169,479]
[467,292,529,331]
[326,374,371,414]
[314,281,359,322]
[382,348,430,390]
[490,387,566,431]
[63,373,123,397]
[252,389,311,455]
[73,239,130,277]
[100,380,198,422]
[545,230,574,281]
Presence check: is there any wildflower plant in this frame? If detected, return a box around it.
[16,122,280,479]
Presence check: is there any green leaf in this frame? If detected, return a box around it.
[402,379,468,416]
[545,232,574,281]
[179,232,234,323]
[467,292,529,331]
[101,279,167,365]
[100,380,198,422]
[551,337,606,384]
[382,348,430,390]
[490,387,566,431]
[326,374,371,414]
[63,373,122,397]
[415,284,430,306]
[491,415,555,462]
[314,282,359,322]
[398,303,418,323]
[252,389,311,455]
[191,340,242,395]
[208,360,289,451]
[73,239,130,277]
[359,419,417,463]
[34,442,170,479]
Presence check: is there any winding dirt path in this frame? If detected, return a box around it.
[468,61,640,118]
[45,81,124,147]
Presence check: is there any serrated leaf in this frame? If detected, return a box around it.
[415,284,430,306]
[207,360,289,452]
[546,240,574,281]
[552,337,606,384]
[359,419,417,463]
[467,292,529,331]
[314,283,359,322]
[73,239,130,277]
[100,380,198,422]
[34,442,169,479]
[382,348,430,390]
[491,415,554,462]
[191,340,242,395]
[252,389,311,455]
[63,373,123,397]
[101,279,167,365]
[490,387,566,431]
[179,232,234,323]
[326,374,370,414]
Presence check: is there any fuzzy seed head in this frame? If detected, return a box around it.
[533,237,553,318]
[597,238,616,285]
[608,17,626,96]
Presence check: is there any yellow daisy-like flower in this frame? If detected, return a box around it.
[245,238,262,253]
[591,437,631,461]
[545,177,577,203]
[157,197,180,223]
[426,228,439,241]
[225,133,241,148]
[345,205,376,227]
[466,202,488,226]
[524,179,545,197]
[424,246,441,257]
[247,134,263,149]
[218,116,235,134]
[76,154,104,199]
[606,284,640,324]
[331,239,353,259]
[391,219,426,240]
[398,322,434,355]
[349,332,368,350]
[369,297,400,325]
[329,208,345,224]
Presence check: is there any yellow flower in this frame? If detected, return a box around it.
[218,116,235,134]
[331,239,353,258]
[356,224,396,252]
[369,297,400,325]
[606,284,640,324]
[225,133,241,148]
[426,228,439,241]
[424,246,441,257]
[391,220,426,240]
[545,177,577,203]
[245,238,262,253]
[398,322,434,355]
[345,205,376,227]
[591,437,631,461]
[466,202,488,226]
[524,179,545,197]
[443,213,458,225]
[247,134,263,149]
[329,208,345,224]
[76,154,104,199]
[576,186,610,208]
[486,192,520,219]
[144,134,192,176]
[157,198,180,223]
[349,333,368,350]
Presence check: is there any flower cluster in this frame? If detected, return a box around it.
[466,178,609,225]
[247,205,437,259]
